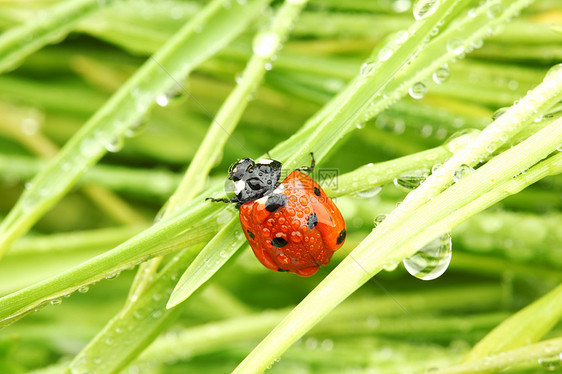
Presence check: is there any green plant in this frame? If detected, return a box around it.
[0,0,560,373]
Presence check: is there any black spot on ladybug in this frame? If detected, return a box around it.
[247,230,255,240]
[271,236,288,247]
[313,187,321,196]
[336,229,347,245]
[307,213,318,230]
[265,193,287,212]
[278,268,289,272]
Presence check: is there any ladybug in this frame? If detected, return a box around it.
[207,153,346,276]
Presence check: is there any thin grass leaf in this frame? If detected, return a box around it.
[431,337,562,374]
[464,283,562,361]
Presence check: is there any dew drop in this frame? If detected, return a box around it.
[354,186,382,199]
[252,33,279,58]
[546,63,562,79]
[105,137,124,153]
[538,353,562,371]
[393,169,430,191]
[403,233,452,280]
[452,164,474,182]
[21,117,40,135]
[392,0,411,13]
[124,119,147,138]
[155,94,169,107]
[413,0,440,20]
[373,214,387,228]
[382,260,399,271]
[360,61,376,77]
[445,129,480,153]
[78,286,89,293]
[378,47,393,62]
[556,144,562,152]
[446,38,465,55]
[105,272,120,280]
[486,3,502,19]
[395,30,409,44]
[492,107,508,120]
[432,66,449,84]
[408,82,426,99]
[50,298,62,306]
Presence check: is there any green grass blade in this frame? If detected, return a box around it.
[67,245,201,374]
[465,283,562,361]
[0,201,217,328]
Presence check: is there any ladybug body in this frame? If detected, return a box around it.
[208,154,346,276]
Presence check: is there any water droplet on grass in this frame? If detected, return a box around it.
[354,186,382,198]
[253,33,279,58]
[432,66,449,84]
[360,61,376,77]
[404,233,452,280]
[452,164,474,182]
[409,82,426,99]
[492,107,508,120]
[413,0,439,20]
[394,169,430,191]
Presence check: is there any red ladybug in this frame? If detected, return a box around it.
[208,153,346,276]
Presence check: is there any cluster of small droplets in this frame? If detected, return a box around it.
[403,233,452,280]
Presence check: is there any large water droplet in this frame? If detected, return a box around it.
[413,0,440,20]
[403,233,452,280]
[373,214,387,228]
[408,82,426,99]
[393,169,430,191]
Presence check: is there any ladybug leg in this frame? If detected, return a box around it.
[205,196,239,204]
[296,152,315,174]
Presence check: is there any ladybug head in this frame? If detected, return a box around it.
[228,158,282,204]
